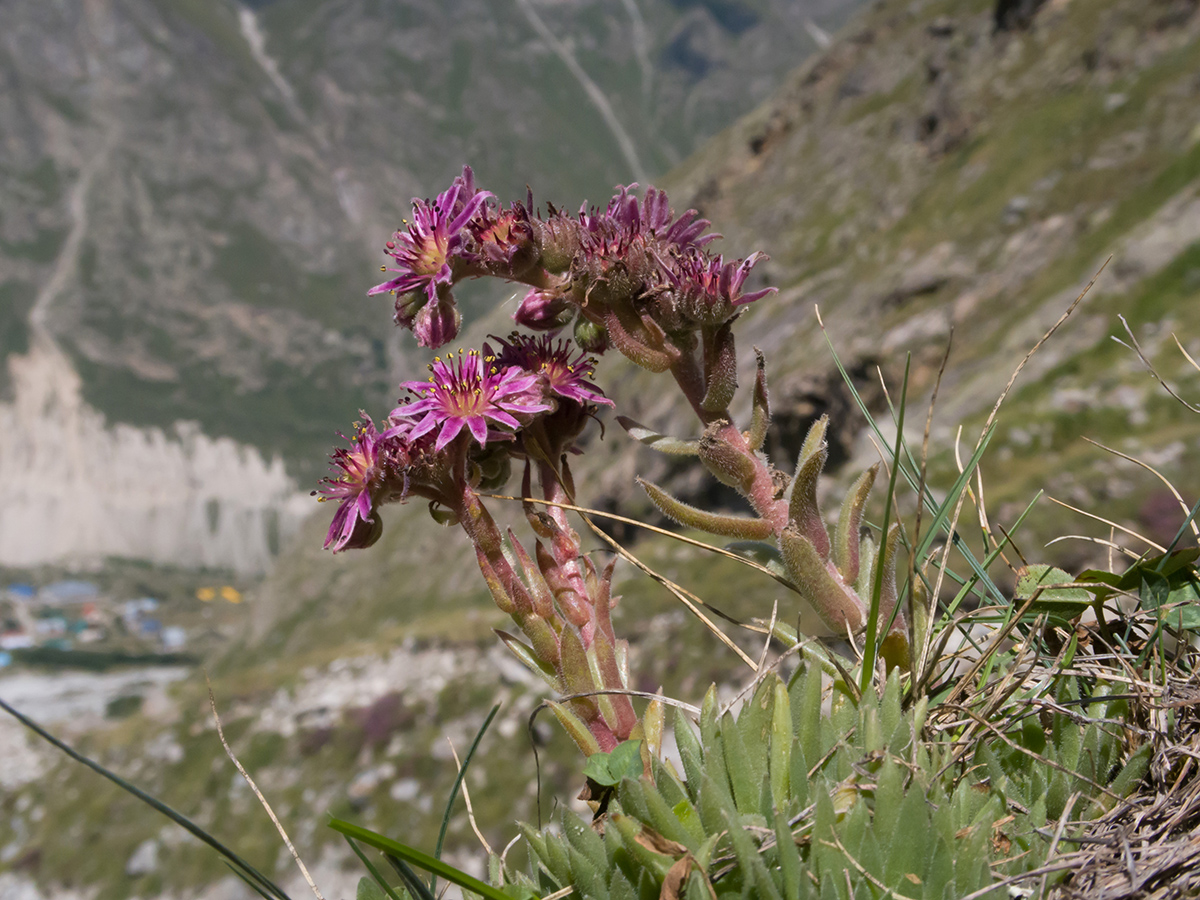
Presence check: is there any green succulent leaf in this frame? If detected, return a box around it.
[747,349,771,451]
[583,740,644,787]
[639,478,773,539]
[833,464,877,585]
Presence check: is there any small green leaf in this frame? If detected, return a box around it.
[582,740,644,787]
[1140,569,1200,629]
[1014,564,1089,617]
[357,877,387,900]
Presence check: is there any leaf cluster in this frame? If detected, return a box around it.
[492,662,1147,900]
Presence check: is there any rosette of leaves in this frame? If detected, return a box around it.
[495,666,1150,900]
[974,675,1152,828]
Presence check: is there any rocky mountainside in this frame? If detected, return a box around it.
[5,1,1200,899]
[250,0,1200,651]
[0,0,852,572]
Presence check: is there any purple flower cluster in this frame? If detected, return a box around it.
[323,171,778,551]
[316,339,609,550]
[318,169,790,754]
[367,169,774,352]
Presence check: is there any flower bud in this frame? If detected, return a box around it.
[342,512,383,550]
[393,290,426,329]
[573,317,609,354]
[514,288,573,331]
[413,288,461,348]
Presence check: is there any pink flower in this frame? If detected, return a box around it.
[487,333,613,408]
[315,417,394,552]
[369,167,492,348]
[393,349,553,451]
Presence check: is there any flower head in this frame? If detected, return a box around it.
[369,167,492,347]
[488,333,613,408]
[394,349,553,451]
[667,251,776,324]
[315,416,394,552]
[468,192,538,277]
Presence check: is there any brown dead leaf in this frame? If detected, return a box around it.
[659,855,692,900]
[634,826,689,858]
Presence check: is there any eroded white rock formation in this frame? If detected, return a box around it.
[0,337,311,573]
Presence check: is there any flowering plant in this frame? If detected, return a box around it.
[317,167,909,754]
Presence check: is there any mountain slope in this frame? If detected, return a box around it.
[6,1,1200,898]
[0,0,854,571]
[250,0,1200,651]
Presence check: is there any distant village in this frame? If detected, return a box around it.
[0,579,244,668]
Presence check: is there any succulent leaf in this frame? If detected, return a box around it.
[638,479,773,539]
[780,527,864,635]
[747,348,771,452]
[700,323,738,413]
[545,700,602,757]
[603,307,678,372]
[833,464,878,584]
[615,416,699,456]
[769,679,792,809]
[494,629,563,692]
[784,429,831,560]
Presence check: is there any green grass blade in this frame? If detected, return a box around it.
[821,322,1006,605]
[431,703,500,895]
[385,854,436,900]
[0,697,293,900]
[1159,496,1200,567]
[345,836,406,900]
[329,818,512,900]
[861,355,909,691]
[223,861,276,900]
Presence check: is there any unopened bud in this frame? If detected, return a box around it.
[514,288,573,331]
[573,317,609,354]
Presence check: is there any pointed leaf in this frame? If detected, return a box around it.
[780,528,864,634]
[747,348,771,452]
[784,433,830,560]
[701,322,738,413]
[493,630,562,692]
[616,416,699,456]
[769,679,793,809]
[639,479,773,539]
[546,700,602,757]
[833,465,877,585]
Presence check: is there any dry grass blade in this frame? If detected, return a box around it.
[912,326,955,574]
[446,739,494,857]
[1079,438,1200,540]
[1045,532,1149,560]
[1046,495,1169,553]
[207,679,325,900]
[1111,314,1200,414]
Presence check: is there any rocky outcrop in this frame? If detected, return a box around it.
[0,337,309,573]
